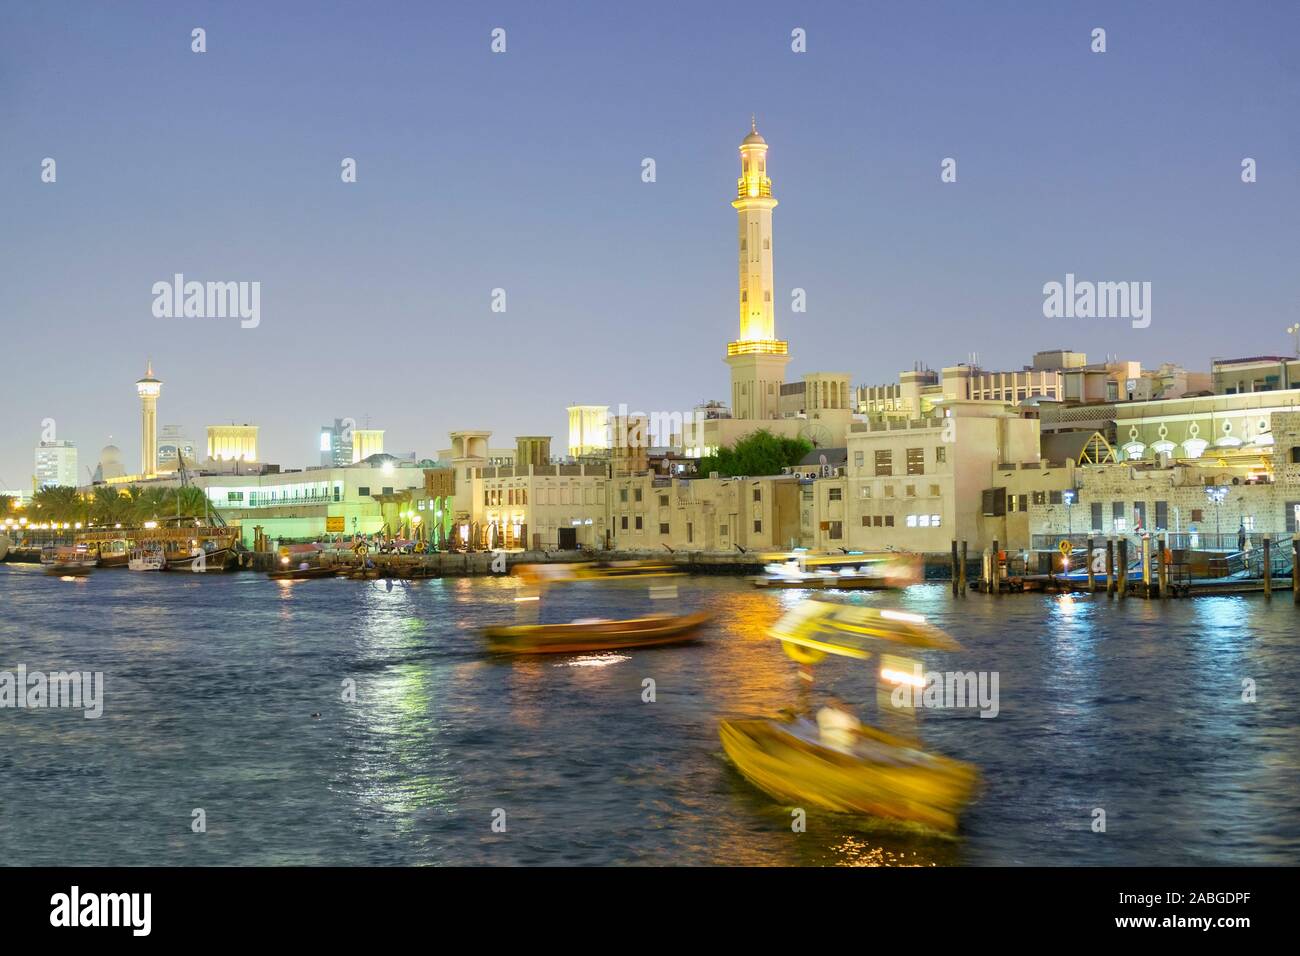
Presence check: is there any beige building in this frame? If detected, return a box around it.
[473,462,608,550]
[206,424,258,463]
[811,400,1042,554]
[609,472,803,552]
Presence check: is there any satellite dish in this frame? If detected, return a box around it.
[799,422,832,448]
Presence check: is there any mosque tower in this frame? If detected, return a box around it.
[725,118,789,420]
[135,361,162,477]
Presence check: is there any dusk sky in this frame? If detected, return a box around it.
[2,0,1297,487]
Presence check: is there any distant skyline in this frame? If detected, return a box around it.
[2,0,1298,487]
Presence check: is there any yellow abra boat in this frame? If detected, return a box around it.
[483,611,710,654]
[719,599,978,833]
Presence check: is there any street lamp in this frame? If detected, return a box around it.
[1206,485,1229,550]
[1288,323,1300,359]
[1062,489,1076,537]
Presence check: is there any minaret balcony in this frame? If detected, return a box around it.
[735,178,773,199]
[727,340,788,356]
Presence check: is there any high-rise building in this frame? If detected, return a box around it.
[726,119,789,421]
[35,440,78,488]
[135,361,162,477]
[157,425,197,472]
[320,418,354,467]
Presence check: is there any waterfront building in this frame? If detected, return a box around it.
[472,460,608,550]
[566,405,609,458]
[809,400,1042,555]
[194,460,428,546]
[608,472,803,552]
[34,440,78,488]
[206,424,258,464]
[135,362,162,477]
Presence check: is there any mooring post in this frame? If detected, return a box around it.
[992,538,1000,595]
[1086,536,1096,593]
[951,539,959,597]
[1158,535,1168,599]
[1263,537,1272,599]
[960,540,968,596]
[1293,537,1299,605]
[1118,539,1128,599]
[1141,535,1152,598]
[1106,538,1115,596]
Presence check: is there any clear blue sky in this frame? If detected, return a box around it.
[2,0,1297,486]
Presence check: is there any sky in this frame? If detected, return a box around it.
[1,0,1297,487]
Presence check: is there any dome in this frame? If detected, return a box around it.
[742,130,766,146]
[100,444,123,464]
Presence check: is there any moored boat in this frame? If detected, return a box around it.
[268,565,336,580]
[752,553,922,590]
[483,610,711,654]
[127,545,166,571]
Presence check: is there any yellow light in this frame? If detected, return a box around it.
[880,667,926,688]
[880,609,925,624]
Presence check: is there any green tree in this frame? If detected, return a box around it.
[697,430,813,478]
[0,494,14,518]
[89,486,133,526]
[31,485,87,525]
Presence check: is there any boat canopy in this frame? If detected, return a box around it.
[771,599,961,663]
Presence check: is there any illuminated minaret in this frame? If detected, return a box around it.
[135,361,162,477]
[726,118,789,420]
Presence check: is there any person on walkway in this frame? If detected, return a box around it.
[1237,523,1247,554]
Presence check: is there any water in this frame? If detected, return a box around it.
[1,565,1297,866]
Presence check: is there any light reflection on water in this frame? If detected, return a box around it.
[0,565,1296,866]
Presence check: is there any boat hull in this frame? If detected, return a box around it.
[164,547,236,572]
[752,574,891,590]
[483,611,710,654]
[719,717,977,833]
[267,566,336,580]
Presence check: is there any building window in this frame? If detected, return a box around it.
[884,515,894,527]
[884,484,895,498]
[929,484,941,498]
[874,450,892,476]
[357,486,370,496]
[828,487,842,501]
[753,519,762,532]
[905,485,916,498]
[935,446,946,464]
[1049,490,1063,505]
[859,485,872,499]
[828,521,842,540]
[634,516,643,531]
[1191,508,1204,523]
[620,488,628,503]
[906,514,917,527]
[753,488,761,502]
[687,523,693,542]
[906,448,924,475]
[1155,500,1168,529]
[660,523,670,535]
[854,451,864,468]
[931,514,941,527]
[621,516,628,530]
[719,525,728,537]
[861,515,871,526]
[1032,491,1046,506]
[659,494,669,507]
[634,488,643,502]
[1091,502,1103,529]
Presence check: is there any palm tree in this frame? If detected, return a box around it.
[132,487,173,525]
[31,485,87,525]
[0,494,14,518]
[90,486,133,526]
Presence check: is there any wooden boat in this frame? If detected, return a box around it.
[483,610,711,654]
[572,561,684,581]
[94,538,131,568]
[720,716,977,833]
[268,565,336,581]
[41,546,97,576]
[337,565,386,580]
[719,599,978,834]
[165,545,236,572]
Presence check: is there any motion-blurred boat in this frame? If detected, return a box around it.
[752,553,922,590]
[41,545,97,576]
[719,599,977,833]
[483,611,710,654]
[267,565,336,581]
